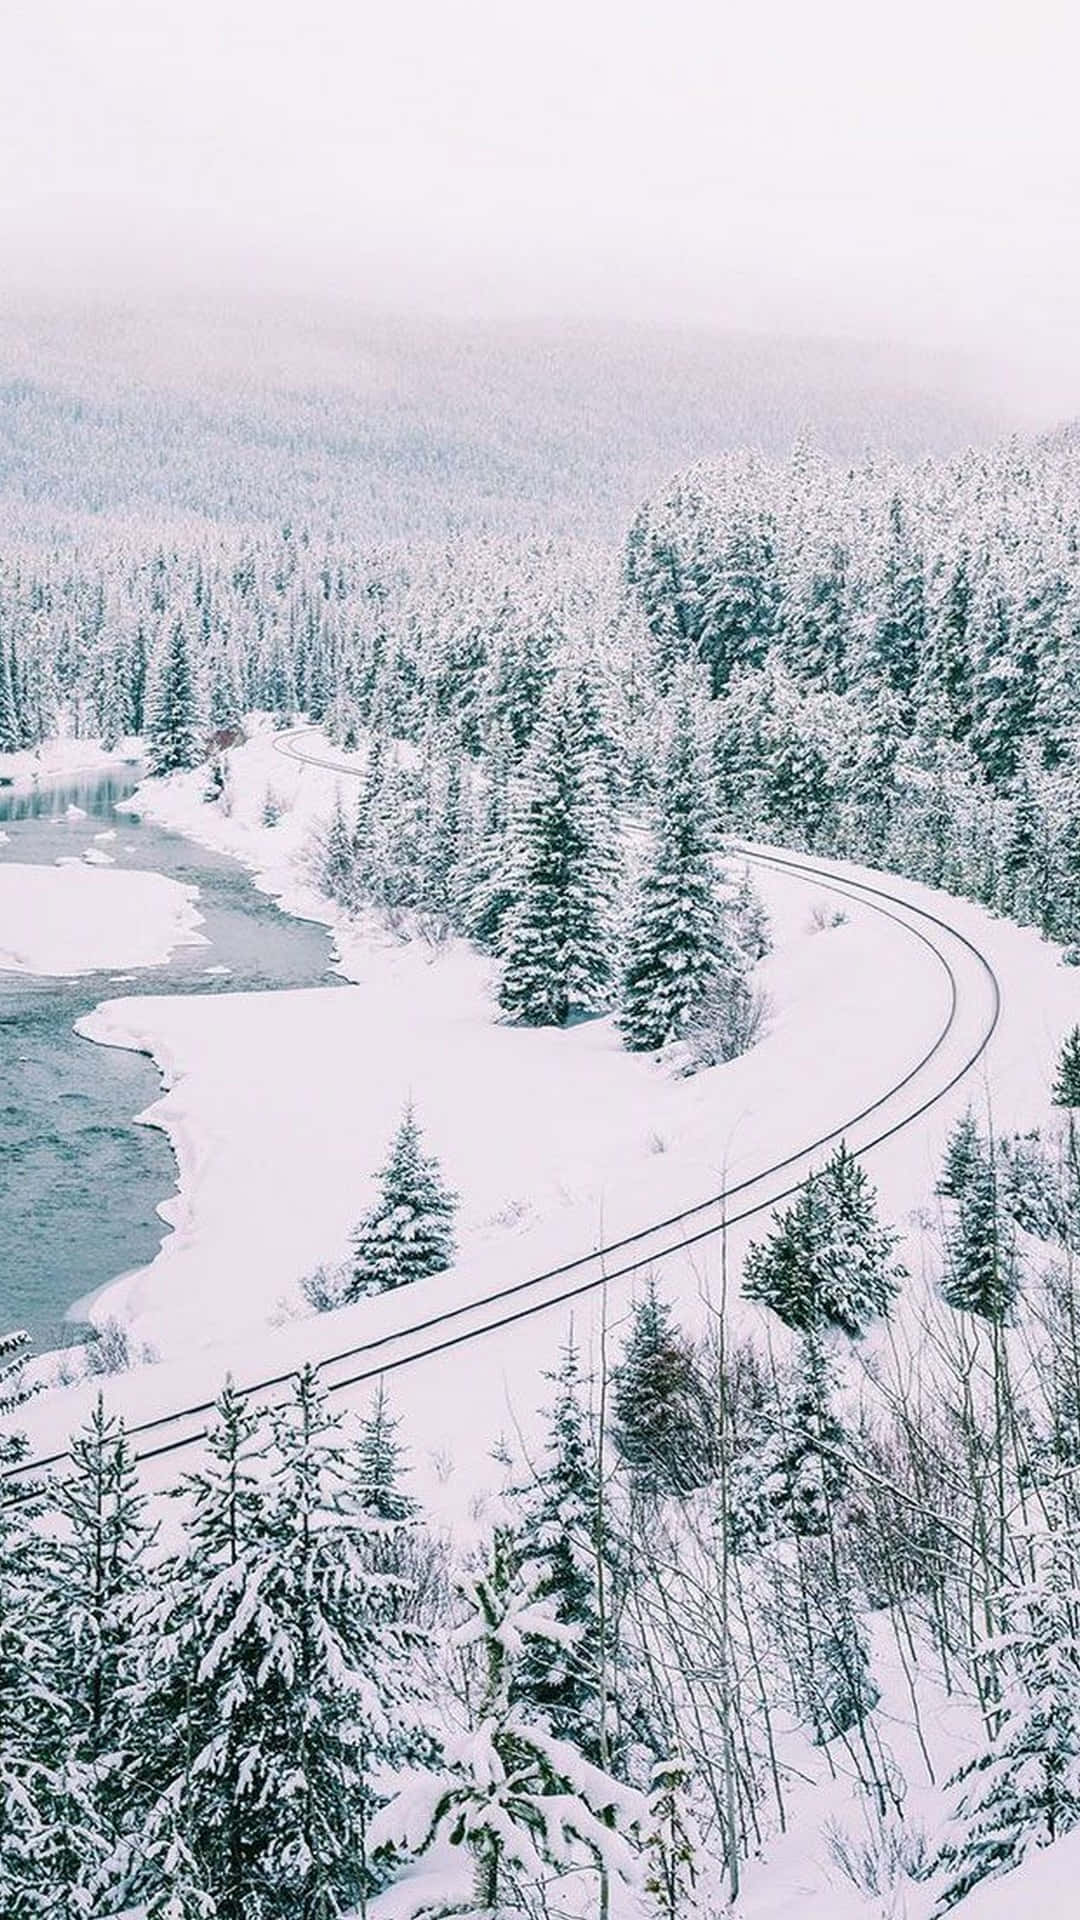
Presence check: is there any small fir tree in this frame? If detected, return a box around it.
[498,676,617,1026]
[932,1518,1080,1912]
[371,1526,644,1918]
[514,1337,607,1759]
[611,1282,713,1497]
[349,1102,458,1300]
[1053,1026,1080,1109]
[743,1142,904,1337]
[147,617,202,775]
[620,678,746,1054]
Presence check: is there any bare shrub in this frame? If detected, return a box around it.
[85,1318,132,1376]
[825,1812,928,1910]
[807,899,849,933]
[299,1260,351,1313]
[675,980,772,1075]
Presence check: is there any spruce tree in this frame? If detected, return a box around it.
[743,1142,904,1337]
[938,1128,1019,1324]
[349,1102,458,1300]
[0,1332,72,1915]
[372,1526,643,1917]
[498,676,616,1026]
[1053,1027,1080,1108]
[620,677,744,1054]
[932,1518,1080,1912]
[147,617,203,775]
[134,1380,273,1917]
[40,1397,152,1905]
[0,638,21,753]
[611,1282,713,1497]
[514,1337,607,1760]
[356,1381,417,1526]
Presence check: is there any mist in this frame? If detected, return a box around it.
[3,0,1079,418]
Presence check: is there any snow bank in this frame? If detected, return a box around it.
[0,733,142,792]
[0,862,206,976]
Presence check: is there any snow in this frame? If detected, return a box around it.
[82,845,115,865]
[0,862,206,976]
[0,733,142,791]
[953,1828,1080,1916]
[10,723,1072,1528]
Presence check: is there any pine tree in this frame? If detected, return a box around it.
[743,1143,904,1337]
[137,1372,426,1920]
[349,1102,458,1300]
[147,617,203,775]
[0,1332,73,1916]
[611,1282,713,1497]
[498,677,617,1026]
[371,1526,644,1918]
[938,1129,1019,1324]
[40,1397,152,1907]
[0,637,21,753]
[932,1518,1080,1912]
[514,1337,607,1760]
[133,1380,273,1917]
[1053,1027,1080,1108]
[937,1110,983,1201]
[620,677,745,1054]
[356,1382,417,1526]
[730,1332,850,1546]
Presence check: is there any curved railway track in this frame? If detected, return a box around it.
[3,731,1003,1485]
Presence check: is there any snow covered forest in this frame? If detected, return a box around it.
[4,404,1080,1920]
[6,429,1080,959]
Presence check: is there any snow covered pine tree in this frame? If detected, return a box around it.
[349,1101,458,1300]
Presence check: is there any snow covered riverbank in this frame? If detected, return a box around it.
[0,861,205,975]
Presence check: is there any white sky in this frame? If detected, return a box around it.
[2,0,1079,401]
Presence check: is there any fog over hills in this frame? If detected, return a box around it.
[0,302,1027,542]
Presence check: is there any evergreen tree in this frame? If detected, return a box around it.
[0,1332,72,1917]
[349,1102,458,1300]
[147,617,203,775]
[498,677,617,1026]
[620,677,745,1054]
[611,1282,713,1497]
[743,1143,904,1337]
[40,1397,152,1905]
[730,1332,850,1547]
[932,1519,1080,1912]
[356,1381,417,1526]
[514,1337,607,1759]
[938,1127,1019,1324]
[371,1525,643,1917]
[0,636,21,752]
[137,1372,426,1920]
[1053,1026,1080,1108]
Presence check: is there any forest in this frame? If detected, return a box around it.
[5,423,1080,1916]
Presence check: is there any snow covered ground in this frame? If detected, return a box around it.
[0,861,205,975]
[9,724,1075,1526]
[0,733,142,791]
[8,721,1080,1920]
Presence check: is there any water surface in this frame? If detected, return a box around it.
[0,767,337,1350]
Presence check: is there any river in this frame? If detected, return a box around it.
[0,765,338,1352]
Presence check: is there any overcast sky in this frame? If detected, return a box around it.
[2,0,1078,405]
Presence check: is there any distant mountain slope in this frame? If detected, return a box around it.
[0,302,1019,541]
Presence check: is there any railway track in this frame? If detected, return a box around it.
[3,731,1002,1485]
